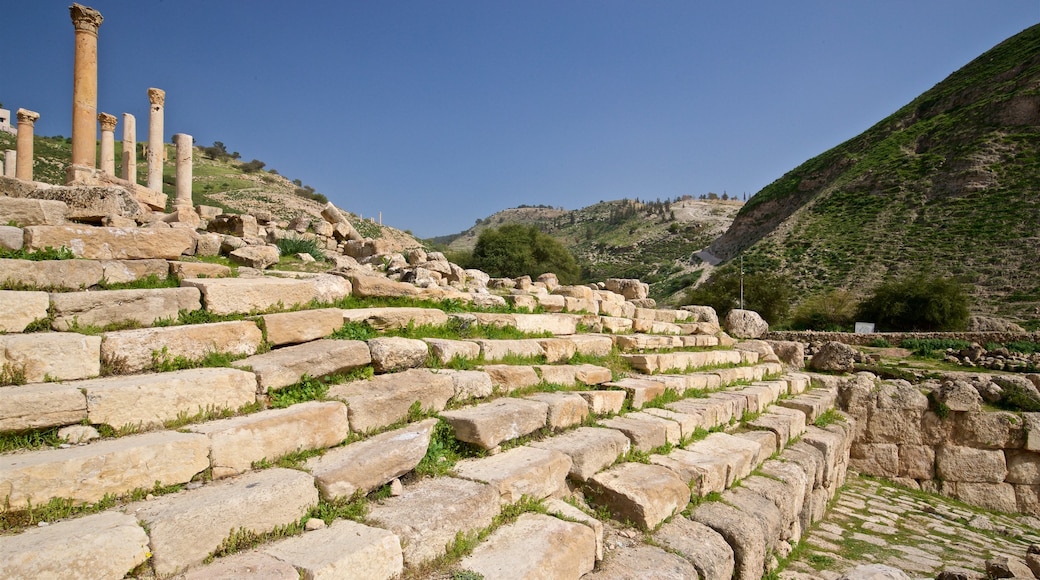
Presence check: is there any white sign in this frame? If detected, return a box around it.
[854,322,875,334]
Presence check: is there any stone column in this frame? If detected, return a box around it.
[98,112,117,176]
[146,87,165,191]
[15,109,40,181]
[121,113,136,183]
[173,133,193,209]
[69,3,103,174]
[3,151,15,178]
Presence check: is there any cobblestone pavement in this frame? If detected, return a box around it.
[780,475,1040,579]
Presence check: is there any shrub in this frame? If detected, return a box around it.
[682,268,792,325]
[790,289,858,331]
[275,236,325,262]
[856,275,970,331]
[469,224,580,284]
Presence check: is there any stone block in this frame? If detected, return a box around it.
[343,307,449,330]
[228,245,279,269]
[530,426,630,482]
[0,225,22,250]
[434,368,494,401]
[0,512,149,580]
[953,411,1026,449]
[850,442,899,478]
[0,382,87,432]
[0,258,104,289]
[49,287,201,331]
[649,448,729,497]
[123,468,317,577]
[577,390,627,415]
[476,338,544,361]
[544,497,605,561]
[897,444,936,480]
[182,277,317,315]
[0,431,209,508]
[936,445,1008,483]
[735,431,778,465]
[346,274,421,298]
[0,198,67,226]
[481,364,541,391]
[587,462,689,530]
[441,398,549,449]
[581,543,697,579]
[99,258,169,284]
[101,321,262,374]
[570,334,614,357]
[261,308,343,346]
[168,260,231,280]
[367,477,500,567]
[604,377,666,409]
[423,337,480,365]
[538,337,578,362]
[691,501,768,580]
[1005,449,1040,484]
[82,367,256,429]
[234,339,371,393]
[685,433,761,486]
[454,446,572,503]
[654,517,735,580]
[0,290,48,332]
[23,225,194,259]
[176,552,298,580]
[458,513,596,579]
[951,481,1019,513]
[328,368,454,433]
[307,419,437,499]
[0,332,100,382]
[598,415,669,452]
[262,519,403,580]
[368,336,429,373]
[189,401,349,478]
[524,392,589,429]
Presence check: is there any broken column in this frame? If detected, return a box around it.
[98,112,117,176]
[3,151,14,178]
[122,113,136,183]
[15,109,40,181]
[173,133,193,210]
[68,3,103,182]
[146,87,165,191]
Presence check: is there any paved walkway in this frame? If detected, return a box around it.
[780,475,1040,579]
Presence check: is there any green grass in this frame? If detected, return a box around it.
[0,246,75,261]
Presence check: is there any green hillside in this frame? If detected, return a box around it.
[707,23,1040,324]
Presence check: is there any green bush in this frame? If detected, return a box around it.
[682,269,793,325]
[790,289,858,331]
[469,224,580,284]
[899,338,972,357]
[856,275,970,331]
[275,236,325,262]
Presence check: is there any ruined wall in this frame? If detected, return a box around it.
[765,330,1040,347]
[837,372,1040,515]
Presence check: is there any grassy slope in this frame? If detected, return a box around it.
[706,24,1040,323]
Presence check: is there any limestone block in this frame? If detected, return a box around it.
[176,552,298,580]
[346,273,421,298]
[587,462,689,530]
[724,309,768,339]
[307,418,436,499]
[261,308,343,346]
[985,556,1035,580]
[839,564,913,580]
[1025,413,1040,451]
[0,197,67,225]
[750,408,807,447]
[509,313,579,335]
[424,338,480,365]
[459,513,596,579]
[691,501,769,580]
[0,431,209,508]
[182,277,317,315]
[367,477,500,567]
[605,377,666,409]
[1016,484,1040,516]
[936,445,1007,483]
[0,225,22,250]
[953,411,1026,449]
[654,516,735,580]
[262,519,403,580]
[536,364,586,386]
[124,468,318,577]
[0,258,104,289]
[328,368,454,433]
[767,340,806,368]
[83,367,256,429]
[935,379,983,412]
[952,481,1019,513]
[344,306,449,329]
[865,408,925,444]
[228,245,279,269]
[759,458,813,531]
[476,338,544,361]
[0,511,149,580]
[0,332,100,382]
[49,287,201,331]
[577,390,627,415]
[368,336,429,373]
[434,368,494,401]
[605,278,648,300]
[523,392,588,429]
[649,448,728,496]
[441,398,549,449]
[642,408,703,440]
[101,321,262,374]
[234,339,371,392]
[99,258,169,284]
[192,232,223,257]
[535,294,566,312]
[23,225,194,259]
[597,415,668,452]
[0,383,86,432]
[898,444,936,480]
[581,543,697,579]
[530,426,630,482]
[570,334,614,357]
[667,398,727,429]
[1005,450,1040,484]
[850,443,899,477]
[0,290,48,332]
[481,364,541,391]
[537,337,577,363]
[599,315,634,333]
[685,433,762,486]
[168,260,231,280]
[454,446,572,503]
[310,273,352,303]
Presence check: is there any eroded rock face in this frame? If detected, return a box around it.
[724,309,768,339]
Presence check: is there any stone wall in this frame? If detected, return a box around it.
[765,330,1040,347]
[837,372,1040,516]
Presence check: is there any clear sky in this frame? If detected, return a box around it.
[2,1,1037,238]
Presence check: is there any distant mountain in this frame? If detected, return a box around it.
[436,198,743,303]
[706,23,1040,324]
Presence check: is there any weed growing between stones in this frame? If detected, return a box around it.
[20,315,53,333]
[415,420,479,477]
[64,317,143,335]
[274,236,326,262]
[251,447,325,471]
[0,246,75,261]
[268,374,331,408]
[641,388,687,409]
[0,426,63,452]
[0,362,27,386]
[0,480,184,534]
[148,347,248,373]
[95,273,180,291]
[207,522,302,561]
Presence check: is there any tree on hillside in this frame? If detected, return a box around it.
[469,224,580,283]
[683,268,792,325]
[856,275,970,331]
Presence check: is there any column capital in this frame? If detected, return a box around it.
[97,112,117,131]
[69,3,103,35]
[16,109,40,126]
[147,88,166,107]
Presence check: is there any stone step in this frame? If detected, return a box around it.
[748,406,808,449]
[48,286,201,331]
[457,513,597,579]
[452,445,572,504]
[603,377,666,409]
[0,257,158,290]
[534,363,612,386]
[653,517,736,580]
[260,519,403,580]
[342,306,450,329]
[181,276,323,315]
[530,426,631,482]
[468,312,581,335]
[23,225,194,260]
[440,397,549,449]
[122,467,318,577]
[100,320,263,374]
[623,349,749,374]
[0,332,101,383]
[0,290,49,332]
[327,368,455,433]
[260,307,344,346]
[232,338,371,393]
[585,462,691,530]
[597,413,679,452]
[778,383,839,423]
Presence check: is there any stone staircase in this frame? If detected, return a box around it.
[0,231,854,579]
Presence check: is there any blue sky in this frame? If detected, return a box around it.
[2,1,1037,238]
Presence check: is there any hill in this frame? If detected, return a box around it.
[437,197,742,303]
[706,23,1040,325]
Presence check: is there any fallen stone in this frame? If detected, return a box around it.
[809,341,859,373]
[49,287,201,331]
[453,445,572,503]
[586,462,690,530]
[262,519,403,580]
[101,321,262,374]
[0,290,48,332]
[123,468,318,577]
[260,308,344,346]
[23,225,194,259]
[328,368,455,433]
[0,332,101,382]
[724,309,768,339]
[458,513,596,579]
[307,418,437,499]
[0,511,149,580]
[182,277,317,315]
[345,273,421,298]
[229,245,280,269]
[441,398,549,449]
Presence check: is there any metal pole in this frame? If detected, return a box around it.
[739,255,744,310]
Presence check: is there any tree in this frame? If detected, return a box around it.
[469,224,580,283]
[683,268,793,325]
[856,275,970,331]
[790,289,858,331]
